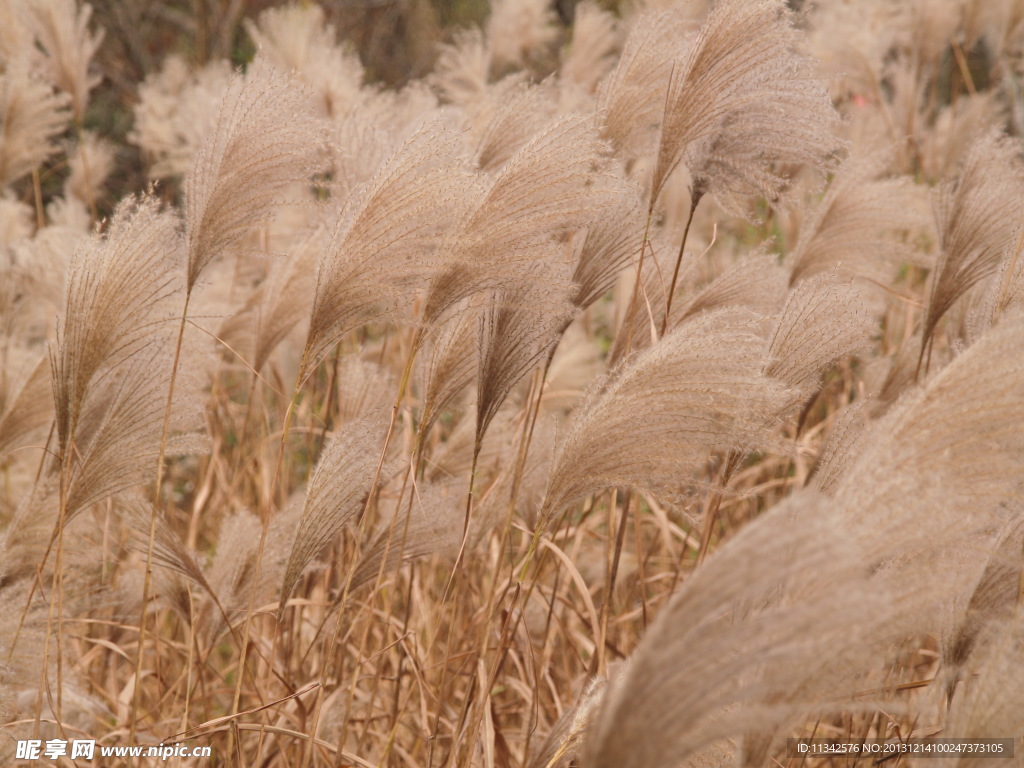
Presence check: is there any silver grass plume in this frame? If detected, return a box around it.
[596,10,686,160]
[486,0,558,76]
[184,56,328,293]
[835,315,1024,540]
[652,0,840,216]
[920,130,1024,370]
[944,613,1024,765]
[2,226,76,320]
[787,155,930,286]
[334,357,394,426]
[50,194,180,459]
[62,343,187,520]
[426,406,517,488]
[475,260,577,456]
[22,0,103,121]
[349,481,464,593]
[205,502,303,640]
[129,57,233,179]
[305,124,477,370]
[568,179,646,314]
[966,226,1024,342]
[243,3,364,120]
[0,353,52,462]
[607,230,686,366]
[419,113,610,333]
[218,229,320,373]
[872,335,924,413]
[539,328,601,414]
[816,318,1024,667]
[429,28,491,107]
[765,272,872,404]
[0,569,53,688]
[528,676,608,768]
[2,483,60,584]
[64,130,115,206]
[277,411,389,618]
[539,310,791,523]
[559,2,621,97]
[475,413,555,528]
[581,494,902,768]
[670,248,788,331]
[463,112,608,258]
[120,494,215,614]
[0,62,70,188]
[809,400,871,495]
[331,115,396,201]
[988,228,1024,321]
[940,513,1024,700]
[418,306,479,445]
[474,80,559,172]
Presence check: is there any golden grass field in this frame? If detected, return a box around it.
[1,0,1023,766]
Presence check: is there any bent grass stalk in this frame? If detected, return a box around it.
[131,293,260,747]
[352,464,418,755]
[301,335,419,768]
[449,364,555,765]
[431,345,563,765]
[371,363,541,766]
[521,206,654,582]
[129,291,190,745]
[661,191,703,337]
[696,449,743,566]
[37,440,74,740]
[226,345,313,759]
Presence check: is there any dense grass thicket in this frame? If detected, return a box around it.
[2,0,1024,765]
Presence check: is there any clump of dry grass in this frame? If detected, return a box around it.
[4,1,1024,767]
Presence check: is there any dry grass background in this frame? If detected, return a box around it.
[2,0,1024,766]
